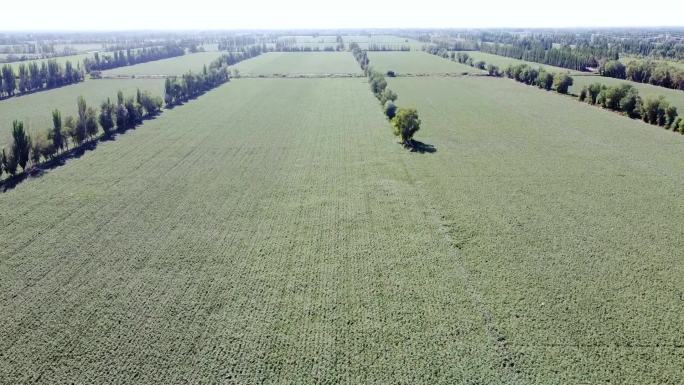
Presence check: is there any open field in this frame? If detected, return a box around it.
[368,51,485,75]
[1,72,682,384]
[101,52,225,76]
[387,76,684,384]
[233,52,362,76]
[454,51,588,75]
[0,78,511,383]
[0,79,164,147]
[569,75,684,112]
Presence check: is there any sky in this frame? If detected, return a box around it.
[3,0,684,30]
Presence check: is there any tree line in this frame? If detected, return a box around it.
[579,82,683,132]
[83,44,185,72]
[429,47,684,136]
[480,43,596,72]
[0,59,84,99]
[502,64,574,94]
[0,90,163,181]
[599,59,684,91]
[351,43,422,147]
[163,49,261,107]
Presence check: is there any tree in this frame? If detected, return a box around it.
[50,109,64,152]
[578,87,587,102]
[1,65,16,97]
[11,120,31,171]
[86,107,99,139]
[74,96,88,145]
[486,64,500,77]
[384,101,397,120]
[2,148,17,176]
[665,106,678,129]
[125,96,143,127]
[391,108,421,145]
[553,73,573,94]
[115,91,128,131]
[379,88,398,105]
[536,70,554,90]
[63,116,78,147]
[599,60,626,79]
[30,131,55,165]
[99,98,115,135]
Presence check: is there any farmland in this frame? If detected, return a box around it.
[0,78,164,147]
[569,74,684,112]
[101,52,225,76]
[368,51,485,75]
[387,76,684,384]
[233,52,362,76]
[453,51,588,75]
[1,30,683,385]
[0,77,510,383]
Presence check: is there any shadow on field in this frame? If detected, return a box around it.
[0,114,159,193]
[408,140,437,154]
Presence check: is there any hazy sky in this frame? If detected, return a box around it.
[3,0,684,30]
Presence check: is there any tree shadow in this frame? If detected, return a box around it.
[406,139,437,154]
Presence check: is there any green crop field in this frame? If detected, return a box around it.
[0,78,164,147]
[454,51,588,75]
[368,51,485,75]
[386,76,684,384]
[233,52,362,76]
[570,74,684,113]
[1,49,683,384]
[101,52,225,76]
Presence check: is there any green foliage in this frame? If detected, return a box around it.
[50,109,64,151]
[391,107,421,144]
[384,100,397,120]
[99,99,115,135]
[553,73,574,94]
[599,60,626,79]
[536,70,554,90]
[379,88,398,105]
[10,120,31,171]
[368,69,387,96]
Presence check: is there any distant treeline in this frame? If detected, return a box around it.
[164,48,261,107]
[599,59,684,91]
[428,49,684,135]
[1,59,84,99]
[437,29,684,61]
[83,45,185,72]
[479,43,597,72]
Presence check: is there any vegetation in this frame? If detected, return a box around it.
[0,59,84,98]
[391,107,421,144]
[83,44,185,72]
